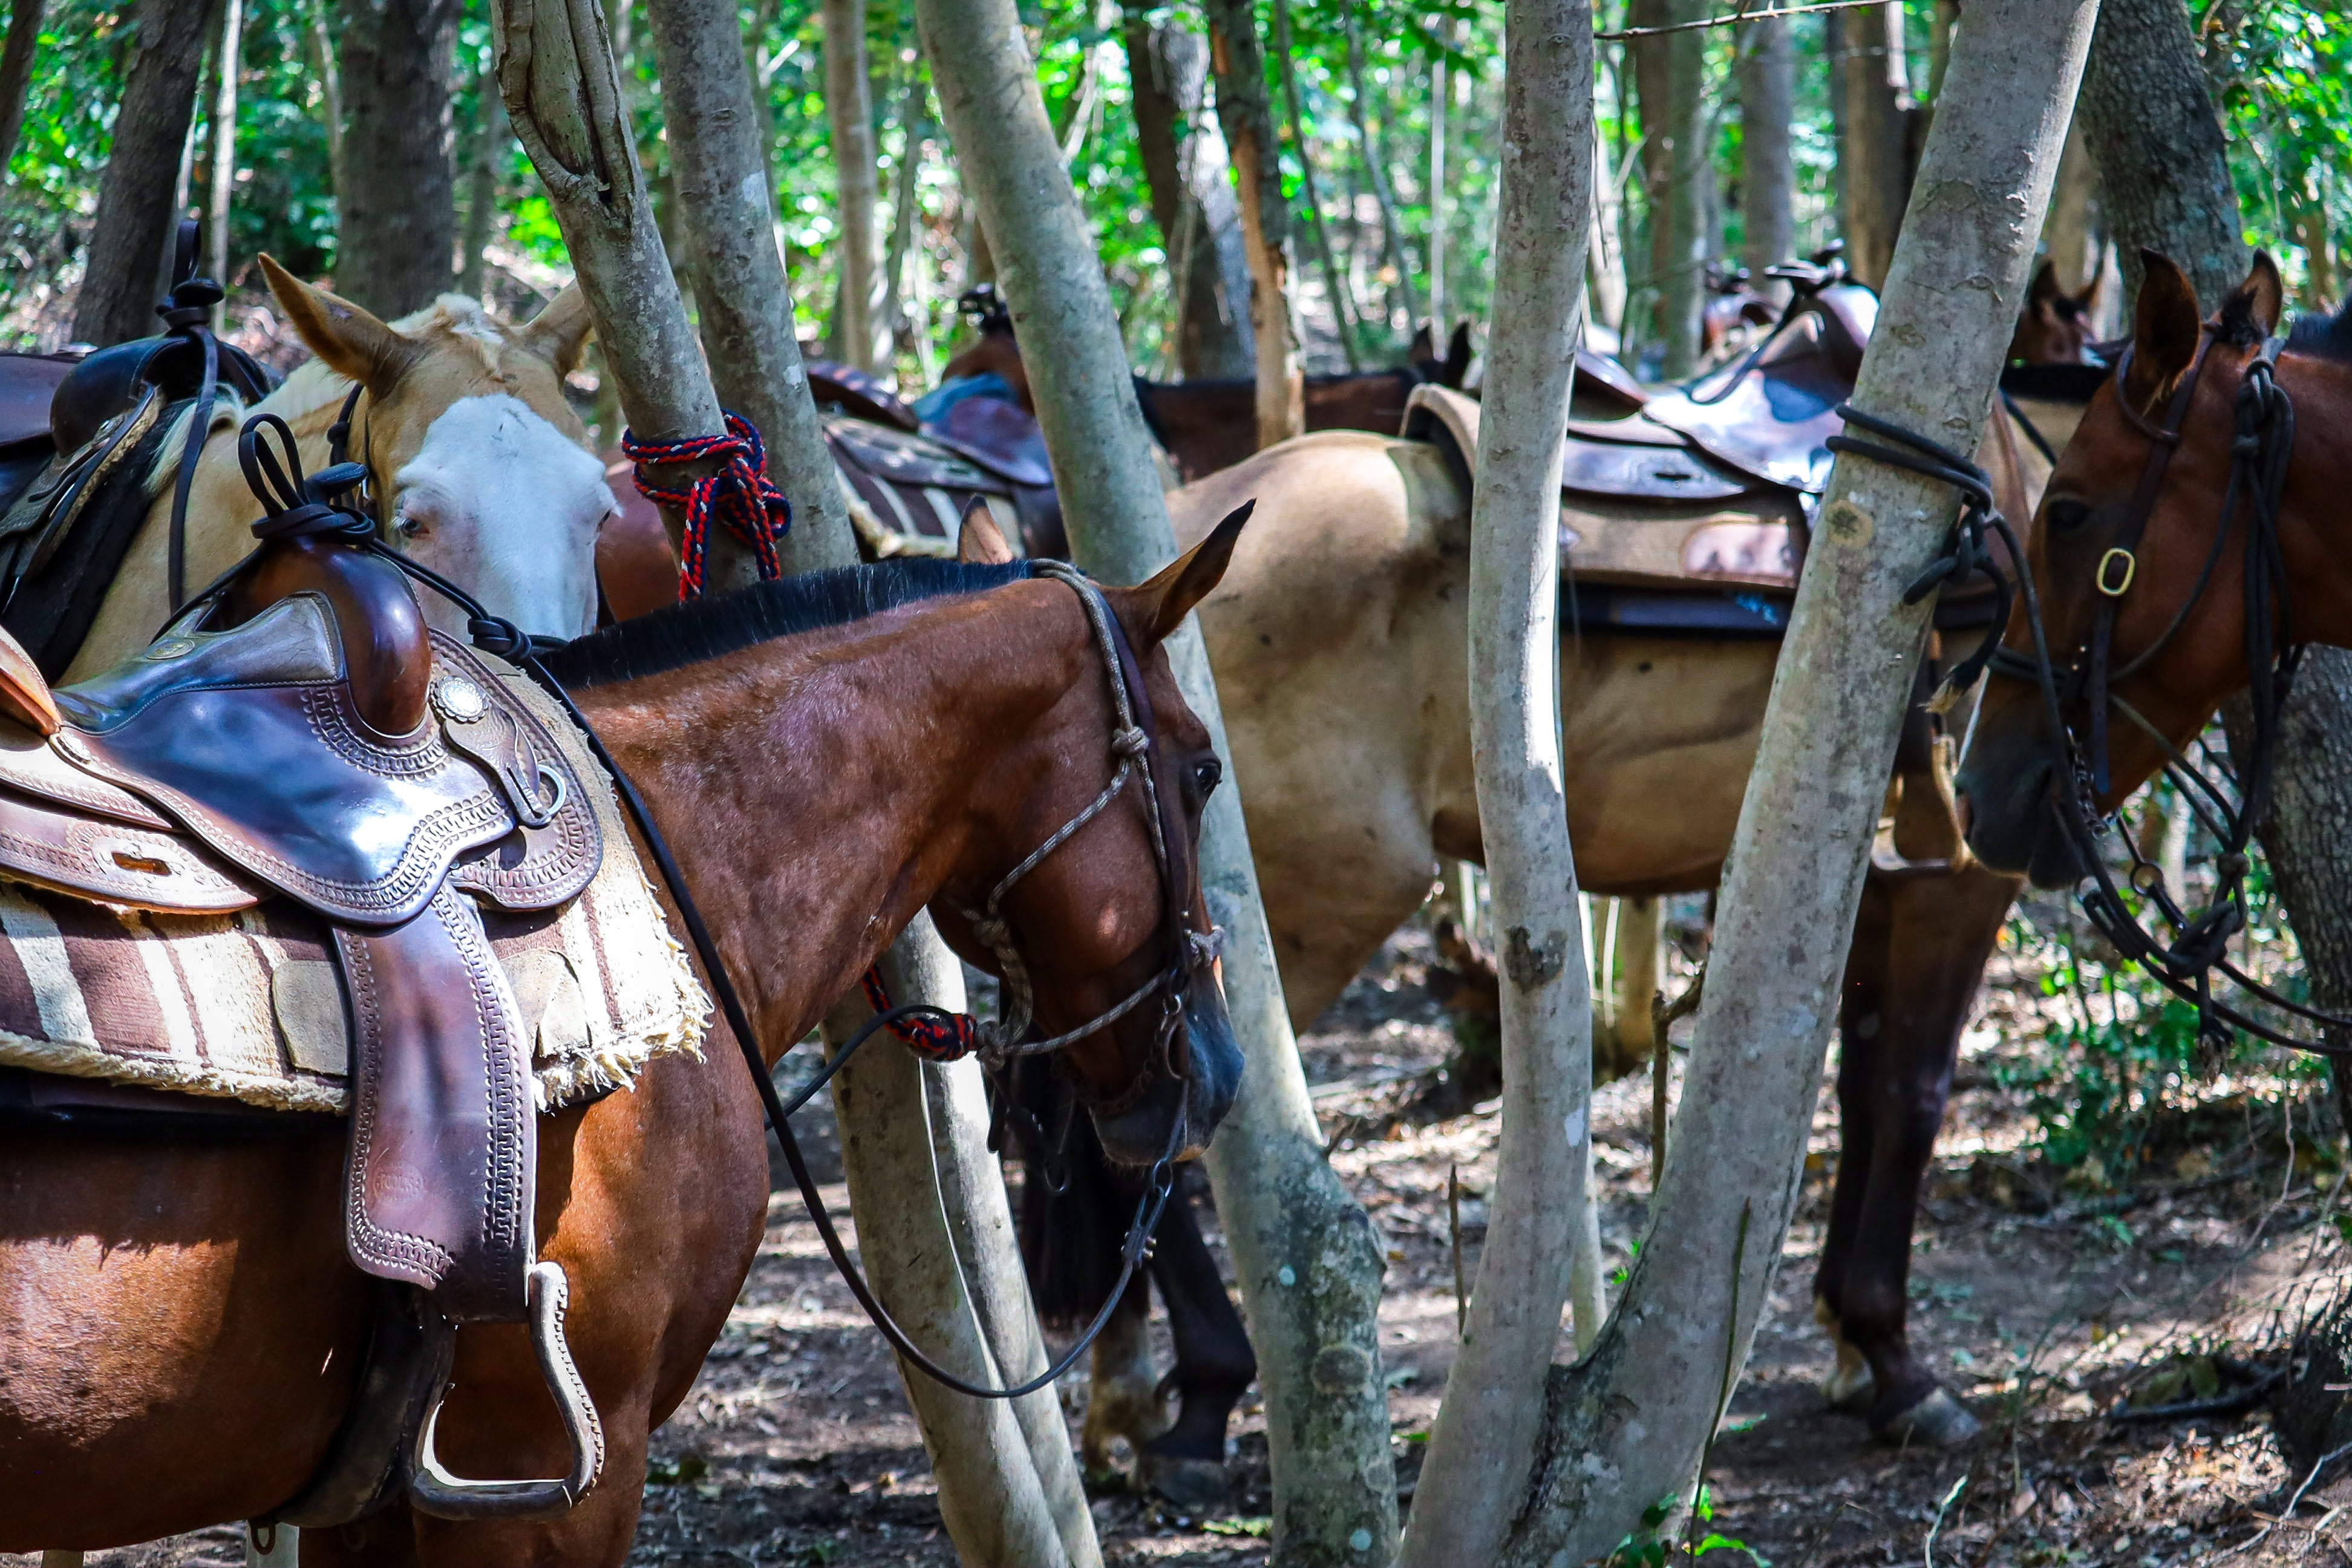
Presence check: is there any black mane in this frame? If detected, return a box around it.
[540,558,1036,690]
[2287,297,2352,364]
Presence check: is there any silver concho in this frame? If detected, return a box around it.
[433,675,489,724]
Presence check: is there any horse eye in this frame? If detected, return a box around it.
[1191,758,1221,797]
[2046,499,2091,534]
[396,514,427,540]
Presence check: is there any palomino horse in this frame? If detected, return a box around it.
[64,256,613,678]
[1961,252,2328,887]
[0,521,1249,1561]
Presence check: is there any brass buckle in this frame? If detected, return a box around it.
[2096,547,2137,598]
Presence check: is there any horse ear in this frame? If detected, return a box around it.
[1122,500,1253,647]
[2028,260,2060,307]
[2219,251,2285,344]
[956,497,1016,564]
[521,284,596,376]
[1410,322,1435,364]
[260,253,421,390]
[1445,321,1474,386]
[2123,250,2203,412]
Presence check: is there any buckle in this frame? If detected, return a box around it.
[2096,547,2137,598]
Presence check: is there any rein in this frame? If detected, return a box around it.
[1843,328,2346,1055]
[226,413,1206,1396]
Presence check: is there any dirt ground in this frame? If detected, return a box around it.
[22,910,2352,1568]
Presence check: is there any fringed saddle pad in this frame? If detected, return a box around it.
[0,667,709,1114]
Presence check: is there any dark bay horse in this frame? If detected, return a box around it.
[0,531,1249,1563]
[1961,252,2336,883]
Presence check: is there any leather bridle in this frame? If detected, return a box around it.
[1868,324,2340,1054]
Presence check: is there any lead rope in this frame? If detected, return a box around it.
[621,413,794,598]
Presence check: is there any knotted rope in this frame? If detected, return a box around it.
[621,411,794,598]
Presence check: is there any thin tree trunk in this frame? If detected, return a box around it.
[1655,0,1707,379]
[1202,0,1304,448]
[2042,120,2099,294]
[1838,0,1912,289]
[1738,15,1795,296]
[2076,0,2352,1157]
[1339,8,1422,333]
[1627,0,1669,365]
[1272,0,1359,369]
[1497,2,2094,1556]
[338,0,460,318]
[204,0,241,315]
[459,62,507,300]
[822,0,880,373]
[73,0,221,347]
[1396,0,1595,1555]
[1428,36,1447,328]
[915,0,1398,1558]
[645,0,855,577]
[305,1,345,203]
[878,66,924,368]
[1121,5,1251,381]
[0,1,45,181]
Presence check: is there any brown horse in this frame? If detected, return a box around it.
[0,531,1247,1561]
[2007,258,2106,369]
[1961,252,2331,881]
[67,258,613,678]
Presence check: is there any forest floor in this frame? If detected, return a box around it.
[22,910,2352,1568]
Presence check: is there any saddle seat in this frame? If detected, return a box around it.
[0,536,609,1522]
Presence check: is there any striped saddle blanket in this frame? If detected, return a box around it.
[0,666,709,1116]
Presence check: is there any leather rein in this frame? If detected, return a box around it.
[1843,326,2338,1055]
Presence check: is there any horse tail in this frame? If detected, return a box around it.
[1006,1056,1138,1331]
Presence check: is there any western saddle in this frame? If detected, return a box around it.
[0,419,609,1523]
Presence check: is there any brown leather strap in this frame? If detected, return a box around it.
[338,883,535,1322]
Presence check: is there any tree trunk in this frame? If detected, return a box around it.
[73,0,221,348]
[336,0,460,317]
[1498,2,2094,1557]
[1738,15,1796,295]
[822,0,880,373]
[204,0,242,313]
[459,63,507,301]
[0,1,39,178]
[1396,1,1595,1556]
[1655,0,1707,380]
[644,0,857,578]
[1121,5,1252,381]
[1838,0,1911,290]
[915,0,1397,1558]
[1272,0,1359,369]
[1428,36,1448,329]
[2042,120,2100,293]
[2074,0,2352,1152]
[2074,0,2245,309]
[1626,0,1668,364]
[1201,0,1304,449]
[878,67,924,368]
[305,1,346,203]
[1339,9,1423,335]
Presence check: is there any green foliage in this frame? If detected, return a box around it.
[2195,0,2351,303]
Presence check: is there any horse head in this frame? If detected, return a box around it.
[937,505,1247,1164]
[1958,250,2316,886]
[258,257,615,645]
[2007,258,2105,367]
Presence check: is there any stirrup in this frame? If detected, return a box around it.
[408,1261,607,1521]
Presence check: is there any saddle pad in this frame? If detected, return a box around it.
[0,696,709,1116]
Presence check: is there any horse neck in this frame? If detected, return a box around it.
[2272,351,2352,645]
[578,599,1079,1063]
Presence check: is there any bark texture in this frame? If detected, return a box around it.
[0,0,39,177]
[1121,5,1252,381]
[822,0,880,373]
[644,0,857,575]
[1739,16,1797,292]
[1395,1,1595,1558]
[73,0,221,347]
[1838,0,1911,289]
[1498,2,2095,1557]
[916,0,1397,1557]
[1201,0,1304,448]
[336,0,462,318]
[204,0,241,306]
[2074,0,2243,308]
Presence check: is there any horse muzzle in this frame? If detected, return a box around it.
[1089,968,1243,1166]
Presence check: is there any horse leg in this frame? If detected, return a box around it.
[1134,1184,1255,1510]
[1816,872,1892,1414]
[1827,862,2017,1446]
[1079,1275,1166,1474]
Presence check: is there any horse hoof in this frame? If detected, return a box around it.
[1874,1388,1981,1448]
[1137,1453,1230,1511]
[1822,1364,1873,1411]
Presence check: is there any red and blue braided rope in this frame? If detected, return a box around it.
[621,411,794,598]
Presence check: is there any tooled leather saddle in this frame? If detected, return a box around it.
[0,424,609,1522]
